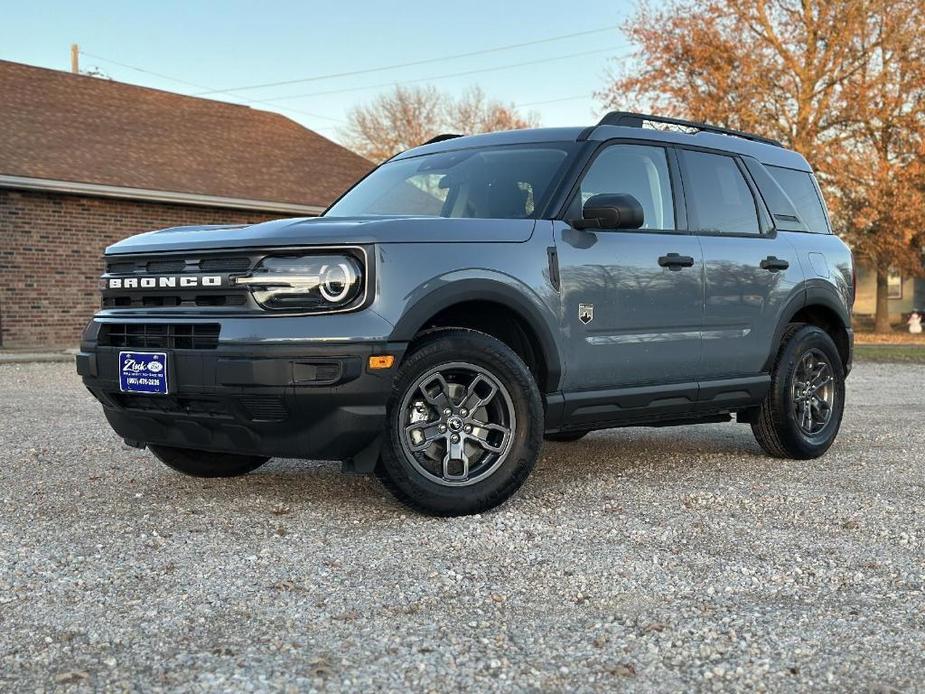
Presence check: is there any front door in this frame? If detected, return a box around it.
[556,143,704,392]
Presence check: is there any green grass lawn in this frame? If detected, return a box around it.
[854,344,925,364]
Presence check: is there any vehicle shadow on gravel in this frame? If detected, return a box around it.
[134,455,387,508]
[545,425,763,458]
[142,425,765,515]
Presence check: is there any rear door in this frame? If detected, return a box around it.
[555,142,704,391]
[677,148,803,380]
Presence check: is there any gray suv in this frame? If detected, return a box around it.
[77,112,854,516]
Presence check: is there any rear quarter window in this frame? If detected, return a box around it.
[767,166,830,233]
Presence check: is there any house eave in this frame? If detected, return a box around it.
[0,174,325,215]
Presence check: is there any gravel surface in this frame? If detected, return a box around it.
[1,362,923,692]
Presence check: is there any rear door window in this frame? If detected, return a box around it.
[679,150,761,235]
[767,166,830,233]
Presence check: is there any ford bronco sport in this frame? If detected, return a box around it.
[78,112,854,516]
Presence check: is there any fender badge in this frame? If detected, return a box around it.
[578,303,594,325]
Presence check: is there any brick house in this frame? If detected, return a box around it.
[0,60,371,349]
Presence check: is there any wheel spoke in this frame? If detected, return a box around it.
[467,421,511,454]
[443,437,470,481]
[810,397,830,420]
[801,401,813,431]
[404,421,445,452]
[460,373,499,413]
[419,372,452,410]
[804,353,816,374]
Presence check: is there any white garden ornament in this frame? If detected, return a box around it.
[908,312,923,334]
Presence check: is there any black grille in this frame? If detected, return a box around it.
[102,295,247,309]
[237,396,289,422]
[200,257,251,272]
[107,261,136,274]
[193,294,247,307]
[106,256,251,274]
[146,259,187,273]
[103,254,254,312]
[99,323,220,350]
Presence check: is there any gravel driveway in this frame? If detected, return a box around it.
[1,361,923,691]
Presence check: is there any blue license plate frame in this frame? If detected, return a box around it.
[118,351,168,395]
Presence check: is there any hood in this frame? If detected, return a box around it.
[105,216,537,255]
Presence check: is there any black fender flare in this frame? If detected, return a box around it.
[389,276,563,392]
[763,280,852,372]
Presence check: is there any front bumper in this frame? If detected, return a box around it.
[78,338,406,461]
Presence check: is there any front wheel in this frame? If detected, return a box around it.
[378,329,544,516]
[149,445,270,478]
[751,324,846,459]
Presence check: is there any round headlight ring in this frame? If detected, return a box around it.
[319,261,357,303]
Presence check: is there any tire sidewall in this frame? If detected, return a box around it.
[380,330,543,515]
[771,326,846,457]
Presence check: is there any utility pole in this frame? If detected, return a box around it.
[70,44,79,74]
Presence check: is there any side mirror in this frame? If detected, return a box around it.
[572,193,644,230]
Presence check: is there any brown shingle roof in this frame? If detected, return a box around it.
[0,59,371,209]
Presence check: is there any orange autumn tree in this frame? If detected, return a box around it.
[600,0,925,332]
[834,7,925,330]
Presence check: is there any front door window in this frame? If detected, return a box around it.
[569,144,676,230]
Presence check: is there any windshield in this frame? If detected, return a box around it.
[325,144,575,219]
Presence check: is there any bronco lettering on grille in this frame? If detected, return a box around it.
[108,276,223,289]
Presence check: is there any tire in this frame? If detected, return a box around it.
[377,328,544,516]
[149,445,270,478]
[544,430,590,442]
[751,324,846,459]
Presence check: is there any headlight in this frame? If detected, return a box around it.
[235,253,364,312]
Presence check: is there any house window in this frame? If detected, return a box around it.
[888,270,903,300]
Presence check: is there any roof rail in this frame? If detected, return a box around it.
[595,111,783,148]
[422,133,464,145]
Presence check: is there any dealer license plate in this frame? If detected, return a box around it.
[118,351,168,394]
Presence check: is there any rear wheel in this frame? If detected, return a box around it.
[544,430,590,442]
[751,324,845,459]
[378,329,543,516]
[149,445,270,478]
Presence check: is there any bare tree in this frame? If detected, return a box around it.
[448,86,539,134]
[342,85,445,163]
[343,85,539,162]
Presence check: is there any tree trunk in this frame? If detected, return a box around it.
[874,268,893,334]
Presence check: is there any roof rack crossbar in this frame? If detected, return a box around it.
[422,133,464,145]
[596,111,783,147]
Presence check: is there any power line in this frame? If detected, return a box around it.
[79,50,217,91]
[515,94,593,108]
[79,49,346,123]
[259,47,623,103]
[192,27,617,95]
[78,46,620,128]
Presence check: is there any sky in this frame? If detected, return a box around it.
[0,0,641,145]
